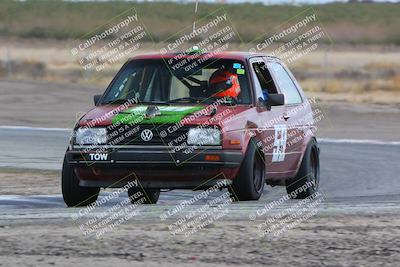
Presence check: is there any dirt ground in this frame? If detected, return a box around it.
[1,167,399,267]
[0,214,399,267]
[0,168,60,195]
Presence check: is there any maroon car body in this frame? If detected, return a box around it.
[62,51,320,206]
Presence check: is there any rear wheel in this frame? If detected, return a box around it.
[128,187,160,204]
[229,142,265,201]
[62,154,100,207]
[286,139,320,199]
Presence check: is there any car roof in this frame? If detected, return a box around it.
[130,51,279,62]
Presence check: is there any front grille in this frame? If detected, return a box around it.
[107,124,190,146]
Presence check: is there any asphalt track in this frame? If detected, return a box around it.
[0,126,400,221]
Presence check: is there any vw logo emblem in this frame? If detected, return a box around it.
[140,129,153,141]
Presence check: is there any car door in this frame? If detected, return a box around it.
[248,57,289,179]
[266,60,308,175]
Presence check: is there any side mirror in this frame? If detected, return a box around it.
[267,93,285,106]
[258,93,285,110]
[93,94,102,106]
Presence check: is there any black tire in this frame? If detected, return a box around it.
[62,154,100,207]
[128,187,160,204]
[286,139,320,199]
[229,141,265,201]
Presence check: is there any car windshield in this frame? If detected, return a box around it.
[101,58,251,105]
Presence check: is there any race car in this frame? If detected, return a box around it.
[62,51,320,206]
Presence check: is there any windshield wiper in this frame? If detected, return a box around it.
[102,99,133,105]
[102,99,169,105]
[139,101,170,105]
[167,96,238,105]
[168,97,206,103]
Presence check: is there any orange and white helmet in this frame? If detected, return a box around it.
[209,69,241,98]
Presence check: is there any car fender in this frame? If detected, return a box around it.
[292,135,318,177]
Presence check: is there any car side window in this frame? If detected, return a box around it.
[252,61,278,94]
[269,63,302,104]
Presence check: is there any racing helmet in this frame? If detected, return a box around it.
[209,69,241,98]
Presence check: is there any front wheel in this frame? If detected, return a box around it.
[286,139,320,199]
[62,154,100,207]
[229,142,265,201]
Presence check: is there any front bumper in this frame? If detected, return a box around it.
[66,146,242,167]
[66,146,243,189]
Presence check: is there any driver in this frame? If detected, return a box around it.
[208,69,241,99]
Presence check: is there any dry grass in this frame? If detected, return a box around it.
[302,76,400,93]
[309,91,400,105]
[1,1,400,45]
[0,38,399,104]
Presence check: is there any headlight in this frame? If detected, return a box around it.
[75,127,107,145]
[187,127,221,146]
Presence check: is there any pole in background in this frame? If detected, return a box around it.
[192,0,198,33]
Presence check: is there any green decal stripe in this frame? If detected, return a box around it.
[112,105,204,125]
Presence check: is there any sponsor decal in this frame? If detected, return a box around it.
[233,63,242,69]
[236,68,245,75]
[89,153,108,161]
[272,124,287,162]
